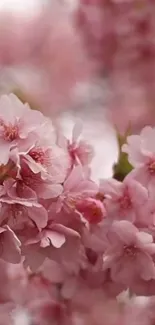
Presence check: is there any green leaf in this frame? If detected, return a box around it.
[113,127,133,181]
[12,88,39,111]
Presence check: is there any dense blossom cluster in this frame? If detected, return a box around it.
[0,94,155,324]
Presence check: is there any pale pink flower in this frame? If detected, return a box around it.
[103,220,155,286]
[23,223,80,271]
[123,126,155,186]
[0,186,48,231]
[0,94,48,165]
[136,183,155,228]
[67,122,94,166]
[56,165,98,213]
[3,177,37,202]
[30,224,80,250]
[18,160,63,199]
[0,225,21,264]
[100,177,148,222]
[22,138,71,183]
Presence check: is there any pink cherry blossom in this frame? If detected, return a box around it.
[0,201,48,232]
[0,93,48,165]
[56,165,98,213]
[23,224,81,272]
[23,141,71,183]
[0,91,155,324]
[0,181,48,231]
[103,220,155,286]
[30,223,80,250]
[67,122,94,166]
[122,126,155,186]
[19,160,63,199]
[100,177,148,222]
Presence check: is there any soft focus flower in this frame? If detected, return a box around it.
[122,126,155,186]
[75,0,155,133]
[101,177,148,222]
[0,1,93,115]
[103,220,155,286]
[0,93,47,165]
[56,165,98,213]
[67,122,94,166]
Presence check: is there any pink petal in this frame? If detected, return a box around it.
[1,226,21,264]
[37,183,63,199]
[46,230,66,248]
[0,140,12,165]
[75,180,98,195]
[0,94,24,123]
[112,221,138,245]
[72,121,83,142]
[100,178,123,198]
[136,231,153,246]
[126,178,148,205]
[64,165,84,191]
[61,277,77,299]
[28,206,48,229]
[141,126,155,153]
[137,253,155,281]
[23,244,46,271]
[51,224,80,238]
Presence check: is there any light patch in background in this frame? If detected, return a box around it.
[0,0,42,15]
[56,112,118,182]
[12,308,31,325]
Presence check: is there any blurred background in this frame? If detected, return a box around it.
[0,0,155,180]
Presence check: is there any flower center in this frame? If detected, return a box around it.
[96,192,105,202]
[119,194,131,210]
[124,245,137,258]
[29,148,45,164]
[3,124,19,142]
[148,160,155,174]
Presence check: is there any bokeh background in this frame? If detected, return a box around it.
[1,0,155,180]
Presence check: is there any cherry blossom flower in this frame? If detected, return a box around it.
[56,165,98,213]
[0,200,48,231]
[23,140,71,183]
[122,126,155,186]
[67,122,94,166]
[100,177,148,222]
[19,161,63,199]
[23,224,80,272]
[0,94,48,165]
[103,220,155,286]
[0,91,155,324]
[0,179,48,231]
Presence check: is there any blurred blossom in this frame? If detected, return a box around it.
[0,0,94,115]
[76,0,155,132]
[1,2,155,325]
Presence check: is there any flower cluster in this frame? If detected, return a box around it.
[0,93,155,324]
